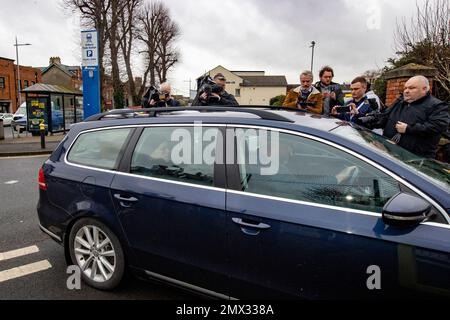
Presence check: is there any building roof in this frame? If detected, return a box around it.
[22,83,82,95]
[0,57,15,62]
[41,63,81,77]
[240,76,287,87]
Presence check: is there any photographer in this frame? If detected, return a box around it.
[331,77,375,123]
[361,75,449,158]
[282,71,323,114]
[314,66,345,116]
[196,73,238,106]
[145,82,180,107]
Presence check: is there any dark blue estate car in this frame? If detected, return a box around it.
[37,106,450,299]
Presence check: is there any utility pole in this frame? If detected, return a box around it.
[310,41,316,73]
[184,78,192,101]
[14,36,31,110]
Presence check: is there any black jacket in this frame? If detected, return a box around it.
[314,81,345,112]
[195,91,239,106]
[373,94,449,158]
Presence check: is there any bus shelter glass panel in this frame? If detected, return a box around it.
[64,95,75,129]
[51,95,64,132]
[75,96,84,122]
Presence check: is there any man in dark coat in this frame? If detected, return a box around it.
[197,73,239,106]
[367,75,449,158]
[314,66,345,116]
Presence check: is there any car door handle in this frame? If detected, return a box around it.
[114,194,138,202]
[232,218,271,230]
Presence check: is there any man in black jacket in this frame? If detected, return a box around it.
[314,66,345,115]
[367,75,449,158]
[197,73,239,106]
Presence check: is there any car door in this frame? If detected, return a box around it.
[46,127,134,234]
[111,125,229,297]
[226,125,450,299]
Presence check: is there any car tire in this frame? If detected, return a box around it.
[68,218,125,290]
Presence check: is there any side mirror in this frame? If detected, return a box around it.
[382,192,433,228]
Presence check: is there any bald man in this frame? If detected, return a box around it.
[369,75,448,158]
[149,82,180,107]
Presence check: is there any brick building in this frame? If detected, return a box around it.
[0,57,42,113]
[384,63,437,107]
[40,57,82,91]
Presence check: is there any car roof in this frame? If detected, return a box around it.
[82,106,343,133]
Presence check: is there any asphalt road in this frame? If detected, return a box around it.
[0,155,192,300]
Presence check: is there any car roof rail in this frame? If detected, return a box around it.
[84,106,295,123]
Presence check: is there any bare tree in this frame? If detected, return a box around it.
[137,2,163,87]
[118,0,142,106]
[106,0,129,108]
[155,8,180,83]
[394,0,450,99]
[137,2,180,87]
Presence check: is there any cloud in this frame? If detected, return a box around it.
[0,0,422,96]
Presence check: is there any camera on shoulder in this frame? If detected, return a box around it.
[193,75,223,105]
[142,85,168,108]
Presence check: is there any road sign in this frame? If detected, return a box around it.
[82,30,98,67]
[81,30,101,119]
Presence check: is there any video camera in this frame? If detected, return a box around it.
[192,75,223,105]
[142,85,169,108]
[356,111,383,127]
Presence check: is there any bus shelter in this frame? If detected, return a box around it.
[22,83,83,134]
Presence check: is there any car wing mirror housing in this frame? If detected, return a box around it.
[382,192,433,228]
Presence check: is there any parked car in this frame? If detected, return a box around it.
[37,106,450,299]
[0,113,14,126]
[12,102,27,133]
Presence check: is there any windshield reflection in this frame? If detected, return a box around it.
[331,124,450,191]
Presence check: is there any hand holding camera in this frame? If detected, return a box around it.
[333,103,358,115]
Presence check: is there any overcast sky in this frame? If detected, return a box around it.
[0,0,424,96]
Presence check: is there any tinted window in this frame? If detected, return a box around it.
[68,128,132,170]
[131,127,219,187]
[236,129,401,213]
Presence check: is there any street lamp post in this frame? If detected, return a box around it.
[14,36,31,109]
[184,78,192,101]
[310,41,316,73]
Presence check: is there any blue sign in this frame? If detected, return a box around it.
[81,30,101,119]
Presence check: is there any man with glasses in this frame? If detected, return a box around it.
[148,82,180,107]
[198,73,239,106]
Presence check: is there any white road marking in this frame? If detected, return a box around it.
[0,245,39,262]
[4,180,19,185]
[0,260,52,283]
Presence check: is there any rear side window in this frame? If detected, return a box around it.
[131,126,220,187]
[67,128,132,170]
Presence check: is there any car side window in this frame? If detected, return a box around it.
[67,128,132,170]
[236,129,401,213]
[130,126,219,187]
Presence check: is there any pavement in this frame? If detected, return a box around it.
[0,126,65,157]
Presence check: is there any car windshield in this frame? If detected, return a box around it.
[331,123,450,192]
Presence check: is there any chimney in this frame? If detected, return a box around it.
[49,57,61,65]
